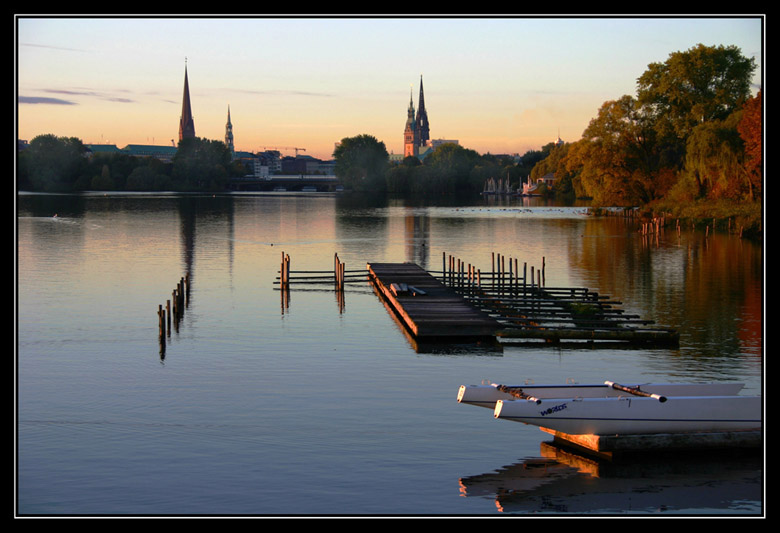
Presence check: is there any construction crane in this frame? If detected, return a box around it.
[259,146,307,156]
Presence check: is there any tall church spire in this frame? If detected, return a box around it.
[179,60,196,142]
[403,86,418,157]
[225,105,234,156]
[415,75,430,147]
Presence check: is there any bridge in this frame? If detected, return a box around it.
[228,174,340,192]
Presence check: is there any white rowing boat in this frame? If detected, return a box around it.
[457,381,761,435]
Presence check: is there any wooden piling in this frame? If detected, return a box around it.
[435,253,678,346]
[158,304,165,338]
[280,252,291,288]
[334,253,346,292]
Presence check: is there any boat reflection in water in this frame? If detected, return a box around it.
[458,442,762,514]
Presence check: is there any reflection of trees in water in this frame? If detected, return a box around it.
[571,217,762,361]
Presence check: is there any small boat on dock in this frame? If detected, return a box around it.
[457,380,761,436]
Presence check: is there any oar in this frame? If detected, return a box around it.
[495,384,542,404]
[605,381,667,402]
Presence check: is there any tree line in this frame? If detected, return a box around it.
[334,44,762,221]
[17,136,248,193]
[535,44,761,207]
[19,43,761,226]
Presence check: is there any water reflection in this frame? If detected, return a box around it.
[17,192,763,515]
[403,207,431,267]
[459,442,763,514]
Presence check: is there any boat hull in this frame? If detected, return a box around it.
[493,395,761,435]
[457,382,746,410]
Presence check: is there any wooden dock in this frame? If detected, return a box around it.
[437,252,679,346]
[275,254,679,346]
[540,427,762,460]
[367,262,502,339]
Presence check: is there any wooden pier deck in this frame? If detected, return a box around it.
[367,262,502,339]
[277,254,678,346]
[367,259,679,346]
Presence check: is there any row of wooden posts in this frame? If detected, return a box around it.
[275,250,548,297]
[278,251,352,292]
[157,274,190,342]
[639,217,744,238]
[440,251,545,295]
[270,251,678,344]
[437,251,678,344]
[640,215,745,238]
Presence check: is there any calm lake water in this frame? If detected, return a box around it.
[16,192,764,516]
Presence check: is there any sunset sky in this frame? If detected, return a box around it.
[16,16,763,160]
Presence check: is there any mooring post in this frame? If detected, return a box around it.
[523,262,527,297]
[158,304,165,338]
[491,252,495,292]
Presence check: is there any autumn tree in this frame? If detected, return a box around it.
[737,90,762,201]
[549,44,758,206]
[565,95,674,205]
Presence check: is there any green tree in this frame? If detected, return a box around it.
[682,110,747,200]
[172,137,231,191]
[126,165,170,191]
[517,144,554,178]
[637,43,756,164]
[78,153,140,191]
[423,143,482,193]
[18,134,88,192]
[90,164,116,190]
[564,96,672,205]
[333,134,389,192]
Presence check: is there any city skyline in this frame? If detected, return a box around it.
[16,16,763,160]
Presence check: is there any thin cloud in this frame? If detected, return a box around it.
[18,88,136,104]
[18,95,76,105]
[19,42,90,53]
[228,88,335,98]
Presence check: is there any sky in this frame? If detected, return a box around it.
[16,16,764,160]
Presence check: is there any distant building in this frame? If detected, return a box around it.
[84,143,177,162]
[403,76,432,159]
[179,62,196,141]
[256,150,282,174]
[85,144,122,157]
[121,144,178,162]
[431,139,459,150]
[403,88,418,158]
[280,154,335,175]
[415,75,430,147]
[225,106,234,157]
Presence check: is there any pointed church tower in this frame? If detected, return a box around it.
[403,87,419,158]
[225,105,234,156]
[415,75,430,148]
[179,61,196,142]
